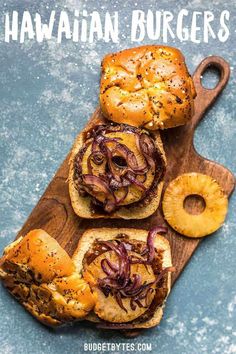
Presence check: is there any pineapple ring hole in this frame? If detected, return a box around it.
[183,194,206,215]
[111,156,127,168]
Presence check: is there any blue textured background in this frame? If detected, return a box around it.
[0,1,235,353]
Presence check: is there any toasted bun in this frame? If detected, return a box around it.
[100,45,196,130]
[0,229,96,326]
[0,229,74,283]
[68,114,166,219]
[72,228,172,329]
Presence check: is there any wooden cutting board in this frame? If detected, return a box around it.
[17,56,235,285]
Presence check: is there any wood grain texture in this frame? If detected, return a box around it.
[17,56,235,286]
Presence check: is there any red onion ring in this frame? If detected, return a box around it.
[115,292,127,313]
[82,174,116,212]
[104,258,119,272]
[98,240,122,257]
[123,282,153,298]
[146,226,168,263]
[120,274,142,294]
[112,143,149,174]
[125,172,147,191]
[136,133,156,171]
[105,146,122,182]
[99,277,125,290]
[82,175,112,195]
[101,259,118,276]
[117,242,130,287]
[91,152,104,165]
[87,155,93,174]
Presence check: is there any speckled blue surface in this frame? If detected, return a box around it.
[0,1,235,353]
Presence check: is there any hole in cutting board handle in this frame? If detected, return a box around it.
[193,56,230,98]
[201,65,221,90]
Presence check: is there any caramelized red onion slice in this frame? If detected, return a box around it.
[99,277,126,290]
[82,174,112,195]
[106,147,122,183]
[123,242,132,251]
[140,133,155,155]
[98,240,122,256]
[91,151,104,165]
[87,152,105,174]
[122,274,142,293]
[93,134,105,145]
[125,172,147,191]
[91,135,121,172]
[82,174,116,212]
[115,292,127,313]
[103,258,119,272]
[98,240,130,283]
[112,143,149,174]
[87,156,93,174]
[130,226,168,265]
[101,259,118,276]
[129,297,144,311]
[136,133,156,171]
[119,243,130,283]
[124,282,153,298]
[138,287,154,301]
[146,226,168,263]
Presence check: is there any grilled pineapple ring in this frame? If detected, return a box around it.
[80,129,155,205]
[162,173,228,238]
[74,124,165,213]
[83,250,156,323]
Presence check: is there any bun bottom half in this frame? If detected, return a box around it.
[68,109,166,219]
[73,227,172,330]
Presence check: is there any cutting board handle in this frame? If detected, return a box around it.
[192,56,230,128]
